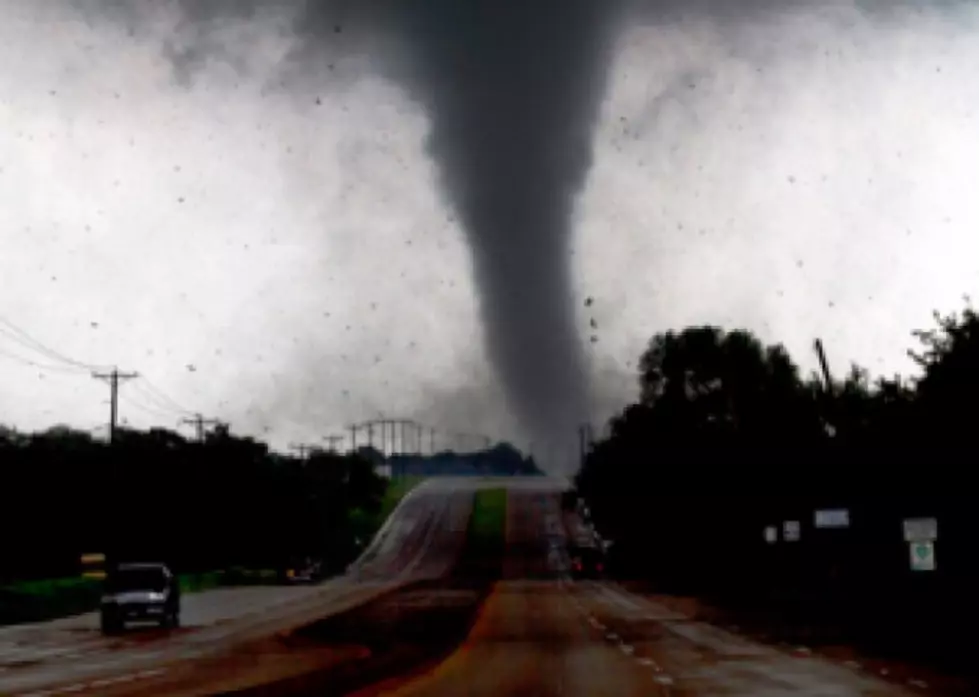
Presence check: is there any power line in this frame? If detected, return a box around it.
[138,375,194,416]
[0,344,88,375]
[0,316,109,372]
[120,392,182,422]
[128,380,192,417]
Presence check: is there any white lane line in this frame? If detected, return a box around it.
[92,675,134,688]
[909,679,929,689]
[137,668,166,679]
[794,646,812,655]
[61,684,86,693]
[654,675,675,686]
[619,644,635,655]
[90,673,137,688]
[605,632,619,642]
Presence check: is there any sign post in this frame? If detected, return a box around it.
[903,517,938,572]
[814,509,850,529]
[80,552,107,580]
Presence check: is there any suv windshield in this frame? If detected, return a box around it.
[105,568,168,593]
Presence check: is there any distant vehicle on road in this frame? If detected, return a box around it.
[569,546,605,580]
[283,557,322,584]
[100,562,181,634]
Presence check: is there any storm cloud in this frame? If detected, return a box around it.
[12,0,978,468]
[134,0,628,461]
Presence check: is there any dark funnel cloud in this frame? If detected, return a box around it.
[375,2,623,461]
[292,0,625,463]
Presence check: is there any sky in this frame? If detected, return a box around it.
[2,0,979,465]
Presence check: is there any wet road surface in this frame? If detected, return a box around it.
[0,478,471,696]
[356,485,926,697]
[2,477,939,696]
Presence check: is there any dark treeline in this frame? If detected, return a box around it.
[391,443,544,477]
[577,301,979,669]
[0,424,387,582]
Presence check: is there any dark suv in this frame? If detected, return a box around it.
[100,562,181,634]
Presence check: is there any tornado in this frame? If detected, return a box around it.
[144,0,623,465]
[375,1,622,460]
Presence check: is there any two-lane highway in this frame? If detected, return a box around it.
[359,480,932,697]
[2,476,945,696]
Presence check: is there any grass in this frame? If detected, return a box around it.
[0,567,280,627]
[470,487,507,545]
[377,475,428,527]
[348,475,428,552]
[0,577,102,625]
[463,487,507,580]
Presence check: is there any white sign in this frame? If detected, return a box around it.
[815,509,850,529]
[909,541,936,571]
[764,526,778,544]
[783,521,801,542]
[903,518,938,542]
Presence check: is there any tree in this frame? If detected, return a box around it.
[635,325,819,464]
[909,303,979,447]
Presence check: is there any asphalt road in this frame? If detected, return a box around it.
[0,477,470,697]
[2,476,936,696]
[0,586,327,670]
[355,484,927,697]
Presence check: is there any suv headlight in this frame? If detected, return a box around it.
[147,592,166,602]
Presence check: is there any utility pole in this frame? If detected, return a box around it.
[430,427,435,455]
[92,367,139,444]
[289,443,315,460]
[180,413,221,443]
[813,338,834,395]
[814,338,838,438]
[349,424,358,452]
[397,420,418,455]
[378,419,398,455]
[402,420,413,454]
[323,435,344,453]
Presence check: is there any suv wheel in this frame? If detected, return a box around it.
[160,608,179,629]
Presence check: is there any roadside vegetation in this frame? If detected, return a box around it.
[576,299,979,674]
[0,430,421,626]
[465,488,507,580]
